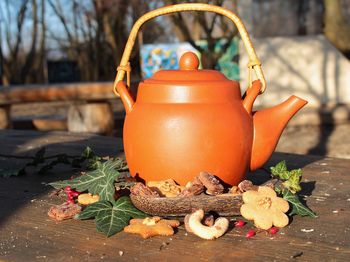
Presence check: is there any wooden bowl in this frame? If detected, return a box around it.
[130,193,243,217]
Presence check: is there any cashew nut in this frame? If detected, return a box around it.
[187,209,229,240]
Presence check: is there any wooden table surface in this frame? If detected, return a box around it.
[0,130,349,261]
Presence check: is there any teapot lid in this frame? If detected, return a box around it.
[143,51,229,84]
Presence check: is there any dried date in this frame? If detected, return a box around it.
[198,172,224,195]
[130,183,160,197]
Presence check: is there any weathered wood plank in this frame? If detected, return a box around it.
[0,130,349,261]
[0,81,138,104]
[0,105,11,129]
[0,82,115,104]
[67,102,114,135]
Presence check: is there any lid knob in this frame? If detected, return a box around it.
[179,52,199,70]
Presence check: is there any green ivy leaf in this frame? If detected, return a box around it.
[87,156,102,170]
[76,197,146,237]
[282,189,317,218]
[270,160,289,180]
[112,158,128,171]
[70,147,101,168]
[75,201,112,220]
[282,169,302,193]
[271,161,302,193]
[49,160,121,201]
[81,147,95,159]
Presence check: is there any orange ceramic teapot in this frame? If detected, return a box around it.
[113,4,307,186]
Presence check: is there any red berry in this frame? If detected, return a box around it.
[67,194,74,200]
[234,220,246,228]
[70,191,80,197]
[269,227,279,235]
[64,186,72,193]
[67,199,75,204]
[246,230,255,238]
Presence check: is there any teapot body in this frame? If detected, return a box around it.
[115,5,308,187]
[123,80,253,186]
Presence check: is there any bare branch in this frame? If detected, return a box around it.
[47,0,73,43]
[170,12,204,52]
[21,0,39,82]
[11,0,29,60]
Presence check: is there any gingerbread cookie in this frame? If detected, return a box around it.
[124,217,180,239]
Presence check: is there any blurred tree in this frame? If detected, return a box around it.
[0,0,29,85]
[163,0,238,69]
[251,0,324,37]
[0,0,46,85]
[46,0,167,82]
[324,0,350,58]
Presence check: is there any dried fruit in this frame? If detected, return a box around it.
[203,214,215,227]
[238,180,258,192]
[178,183,204,197]
[147,179,184,197]
[48,202,81,221]
[198,172,224,195]
[228,186,242,195]
[130,183,160,197]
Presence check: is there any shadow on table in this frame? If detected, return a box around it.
[246,152,323,183]
[0,129,124,226]
[0,130,322,227]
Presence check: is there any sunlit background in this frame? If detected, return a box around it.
[0,0,350,158]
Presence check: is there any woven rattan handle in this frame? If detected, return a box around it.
[114,3,266,95]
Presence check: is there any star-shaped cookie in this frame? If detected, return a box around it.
[124,217,180,239]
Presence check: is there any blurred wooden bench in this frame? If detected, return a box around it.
[0,82,122,135]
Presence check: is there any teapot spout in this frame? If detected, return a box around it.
[250,96,307,171]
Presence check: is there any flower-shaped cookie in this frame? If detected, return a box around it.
[240,186,290,230]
